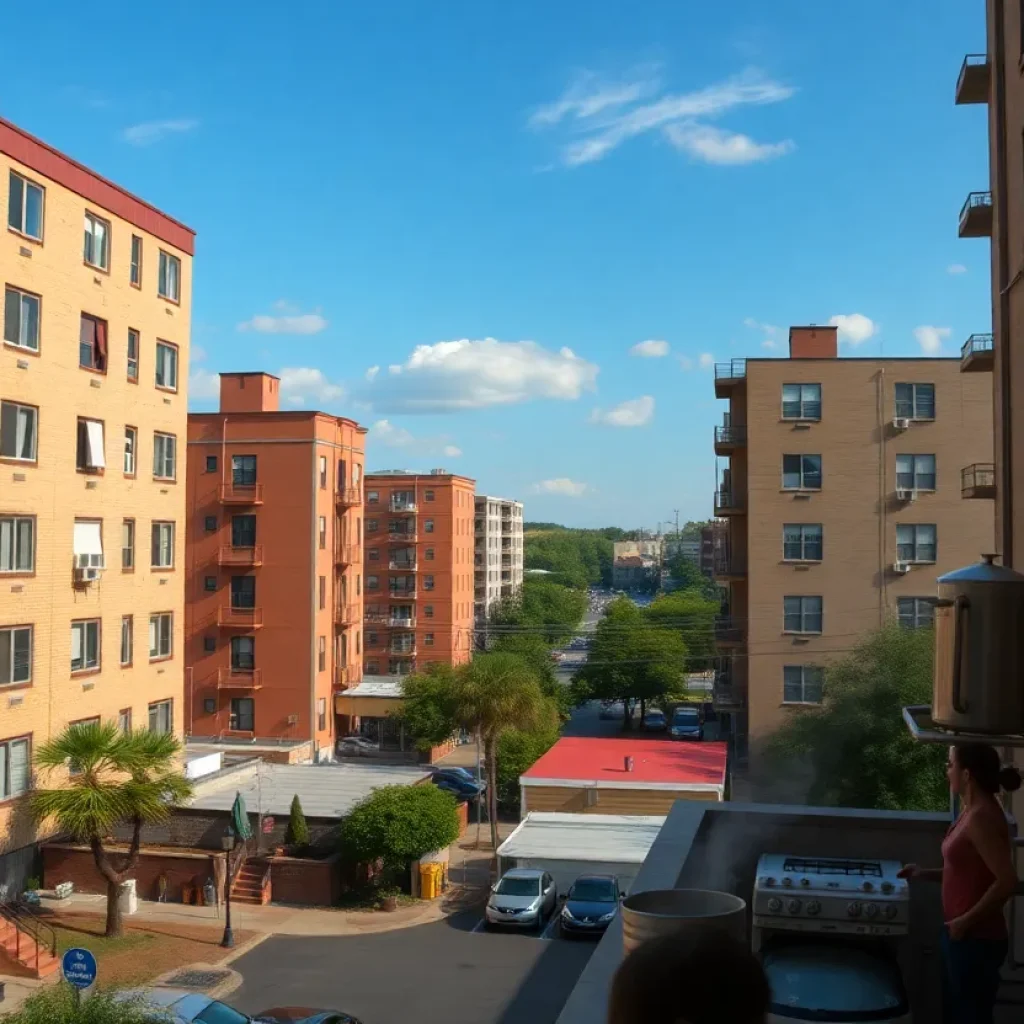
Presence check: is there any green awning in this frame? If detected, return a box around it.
[231,791,252,841]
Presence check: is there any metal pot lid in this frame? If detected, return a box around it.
[938,553,1024,584]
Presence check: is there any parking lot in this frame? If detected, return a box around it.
[230,908,597,1024]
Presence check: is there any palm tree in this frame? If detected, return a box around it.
[454,653,549,851]
[32,721,193,937]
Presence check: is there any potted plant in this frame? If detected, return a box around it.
[377,884,401,912]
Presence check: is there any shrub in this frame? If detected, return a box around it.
[7,984,163,1023]
[284,794,310,848]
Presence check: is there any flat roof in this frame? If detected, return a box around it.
[521,737,728,791]
[497,812,666,864]
[188,762,430,819]
[342,676,406,699]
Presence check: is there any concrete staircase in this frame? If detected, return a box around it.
[0,913,60,980]
[230,858,271,906]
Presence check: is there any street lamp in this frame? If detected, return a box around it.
[220,825,236,949]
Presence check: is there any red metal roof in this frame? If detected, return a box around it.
[521,736,728,788]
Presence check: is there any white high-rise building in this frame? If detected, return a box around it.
[474,496,524,628]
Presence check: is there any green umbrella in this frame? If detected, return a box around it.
[231,791,252,841]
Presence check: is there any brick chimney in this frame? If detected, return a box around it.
[788,326,838,359]
[219,372,280,413]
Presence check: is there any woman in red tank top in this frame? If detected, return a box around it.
[898,743,1019,1024]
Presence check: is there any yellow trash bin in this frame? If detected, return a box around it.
[419,862,442,900]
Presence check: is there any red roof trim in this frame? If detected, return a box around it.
[0,117,195,255]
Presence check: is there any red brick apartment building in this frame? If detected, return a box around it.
[185,373,366,760]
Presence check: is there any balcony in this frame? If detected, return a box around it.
[388,587,417,601]
[713,424,747,455]
[335,543,358,566]
[389,559,417,572]
[955,53,989,105]
[389,642,417,656]
[364,609,389,625]
[335,603,359,625]
[389,500,417,514]
[712,671,745,712]
[216,667,263,690]
[217,606,263,629]
[335,665,356,688]
[712,553,747,581]
[714,617,745,646]
[958,191,992,237]
[336,486,361,508]
[961,462,996,499]
[960,332,993,373]
[217,545,263,567]
[713,358,746,398]
[713,489,745,517]
[219,483,264,505]
[388,615,416,628]
[387,531,417,544]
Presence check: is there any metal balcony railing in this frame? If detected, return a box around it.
[712,553,747,578]
[388,531,417,544]
[336,486,361,507]
[389,500,417,513]
[217,606,263,629]
[713,490,744,513]
[389,559,417,571]
[958,191,993,236]
[389,643,417,656]
[336,603,360,625]
[216,667,263,689]
[714,359,747,381]
[389,616,415,628]
[955,53,990,104]
[961,333,993,360]
[714,425,747,447]
[219,483,264,505]
[714,617,745,644]
[217,545,263,567]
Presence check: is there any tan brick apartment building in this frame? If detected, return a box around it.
[711,326,994,765]
[0,118,194,877]
[185,373,365,761]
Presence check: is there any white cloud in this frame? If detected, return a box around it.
[664,122,794,165]
[188,369,220,402]
[828,313,877,346]
[532,67,796,168]
[698,353,715,369]
[191,345,207,363]
[365,365,380,382]
[121,119,198,146]
[913,325,951,355]
[761,339,778,350]
[238,310,328,335]
[361,337,599,413]
[278,367,344,407]
[369,419,462,458]
[947,263,968,275]
[630,339,670,358]
[443,445,463,458]
[744,318,779,351]
[590,395,655,428]
[531,478,590,497]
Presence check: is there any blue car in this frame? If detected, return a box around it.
[669,706,704,741]
[431,772,484,800]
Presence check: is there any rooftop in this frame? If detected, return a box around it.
[341,676,406,699]
[521,737,728,791]
[497,812,666,864]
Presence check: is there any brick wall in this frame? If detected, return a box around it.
[269,853,341,906]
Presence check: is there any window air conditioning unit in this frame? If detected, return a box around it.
[895,488,917,504]
[892,417,911,431]
[75,566,101,583]
[892,561,911,575]
[287,714,299,725]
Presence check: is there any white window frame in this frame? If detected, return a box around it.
[148,700,172,734]
[897,597,935,630]
[153,432,176,480]
[83,211,110,271]
[124,427,137,476]
[127,328,139,381]
[151,522,175,568]
[130,235,142,287]
[781,454,822,491]
[0,401,38,462]
[73,520,105,571]
[894,382,935,421]
[0,516,34,573]
[120,616,133,666]
[149,612,172,660]
[3,286,40,352]
[0,626,32,685]
[8,171,44,240]
[896,523,937,564]
[76,417,105,471]
[783,665,824,705]
[781,383,822,421]
[783,595,823,634]
[782,524,822,562]
[158,250,181,302]
[0,736,31,799]
[71,619,100,673]
[895,454,936,492]
[155,342,178,391]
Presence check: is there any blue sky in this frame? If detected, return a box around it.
[6,0,990,528]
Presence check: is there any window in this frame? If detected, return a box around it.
[127,329,139,382]
[368,631,379,645]
[71,521,105,579]
[230,698,254,732]
[425,489,435,501]
[425,633,435,647]
[0,626,32,685]
[120,427,136,476]
[319,456,327,488]
[895,383,935,421]
[231,636,255,670]
[896,524,937,563]
[121,519,135,570]
[317,697,327,732]
[120,616,133,666]
[369,548,379,561]
[367,490,379,504]
[319,576,326,610]
[782,524,822,561]
[0,736,30,800]
[206,455,218,473]
[158,250,181,302]
[782,454,821,490]
[155,342,178,390]
[367,519,378,533]
[232,515,256,548]
[118,709,132,732]
[231,454,257,486]
[204,516,217,532]
[898,597,935,630]
[153,432,176,480]
[130,235,142,287]
[203,636,216,653]
[148,700,172,734]
[204,576,217,592]
[318,635,326,672]
[0,516,34,573]
[356,631,361,655]
[231,576,256,609]
[83,212,110,270]
[424,605,433,618]
[783,666,824,704]
[71,620,100,672]
[783,596,823,634]
[781,383,821,421]
[424,575,435,591]
[149,613,172,660]
[76,418,105,471]
[366,574,379,590]
[319,516,327,549]
[425,519,435,534]
[3,287,40,352]
[79,314,108,372]
[8,171,43,240]
[0,401,37,461]
[895,454,936,492]
[425,547,435,561]
[151,521,175,568]
[203,698,216,714]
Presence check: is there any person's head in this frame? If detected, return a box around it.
[608,928,769,1024]
[948,744,1022,798]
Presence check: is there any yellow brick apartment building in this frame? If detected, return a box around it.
[0,118,194,880]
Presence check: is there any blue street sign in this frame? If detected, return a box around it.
[61,947,97,989]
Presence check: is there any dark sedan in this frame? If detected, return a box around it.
[258,1009,362,1024]
[559,875,623,937]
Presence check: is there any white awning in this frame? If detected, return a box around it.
[71,624,82,663]
[85,420,105,468]
[73,521,103,557]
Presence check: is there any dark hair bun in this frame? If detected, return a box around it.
[999,765,1022,793]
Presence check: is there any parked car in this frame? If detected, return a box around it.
[430,765,486,788]
[559,875,624,937]
[258,1010,363,1024]
[431,773,484,800]
[116,988,259,1023]
[669,705,704,741]
[336,735,378,757]
[485,868,558,930]
[643,710,667,732]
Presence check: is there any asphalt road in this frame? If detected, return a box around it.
[230,911,596,1024]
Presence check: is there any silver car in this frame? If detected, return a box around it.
[115,988,257,1022]
[485,868,558,930]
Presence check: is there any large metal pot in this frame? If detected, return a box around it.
[621,888,746,955]
[932,554,1024,734]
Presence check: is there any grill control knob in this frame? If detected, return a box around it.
[800,877,810,887]
[767,897,782,913]
[782,877,793,888]
[847,901,862,917]
[880,881,894,894]
[787,899,802,915]
[806,900,821,916]
[883,904,898,920]
[764,877,776,887]
[862,881,874,892]
[864,903,879,918]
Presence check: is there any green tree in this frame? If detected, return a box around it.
[495,723,561,812]
[284,794,310,848]
[766,624,947,811]
[490,578,586,646]
[341,785,461,882]
[399,663,462,752]
[645,591,718,671]
[489,633,572,718]
[7,985,161,1024]
[667,555,720,600]
[32,722,193,937]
